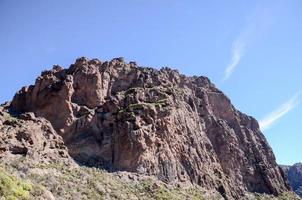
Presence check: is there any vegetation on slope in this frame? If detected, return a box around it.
[0,161,300,200]
[1,162,219,200]
[0,168,32,200]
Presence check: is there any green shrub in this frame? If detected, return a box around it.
[0,168,32,200]
[3,113,19,126]
[129,103,144,110]
[152,99,169,108]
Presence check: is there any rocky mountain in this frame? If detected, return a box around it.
[0,57,299,200]
[281,163,302,197]
[0,104,73,166]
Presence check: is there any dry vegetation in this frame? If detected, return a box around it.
[0,161,300,200]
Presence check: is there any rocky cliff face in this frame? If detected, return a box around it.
[9,57,290,199]
[281,163,302,197]
[0,104,73,167]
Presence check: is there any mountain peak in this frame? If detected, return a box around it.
[2,57,291,199]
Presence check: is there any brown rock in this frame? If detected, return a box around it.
[9,57,290,199]
[19,112,36,121]
[281,163,302,197]
[0,105,74,166]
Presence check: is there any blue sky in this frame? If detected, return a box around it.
[0,0,301,165]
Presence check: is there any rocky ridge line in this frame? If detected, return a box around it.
[8,57,290,199]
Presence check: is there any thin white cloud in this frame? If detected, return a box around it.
[222,20,255,81]
[223,38,246,81]
[259,92,301,131]
[222,3,280,81]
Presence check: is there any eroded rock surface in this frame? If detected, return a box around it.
[0,104,74,166]
[9,57,290,199]
[281,163,302,197]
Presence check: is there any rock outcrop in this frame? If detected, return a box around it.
[0,104,74,167]
[9,57,290,199]
[281,163,302,197]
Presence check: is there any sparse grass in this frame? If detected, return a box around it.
[129,103,144,110]
[152,99,169,108]
[4,114,18,124]
[251,192,301,200]
[2,163,211,200]
[119,100,169,114]
[137,179,205,200]
[1,162,299,200]
[130,111,136,118]
[118,103,145,116]
[0,168,32,200]
[277,192,301,200]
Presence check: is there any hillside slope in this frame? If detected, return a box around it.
[1,57,293,199]
[281,163,302,197]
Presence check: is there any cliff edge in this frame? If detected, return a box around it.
[8,57,290,199]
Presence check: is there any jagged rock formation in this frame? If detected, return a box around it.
[9,57,290,199]
[0,104,74,167]
[281,163,302,197]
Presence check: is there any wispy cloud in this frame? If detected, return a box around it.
[259,92,301,131]
[222,19,256,81]
[222,3,280,81]
[222,36,247,81]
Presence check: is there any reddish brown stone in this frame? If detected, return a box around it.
[9,57,290,199]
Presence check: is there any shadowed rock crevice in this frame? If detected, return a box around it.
[9,57,290,199]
